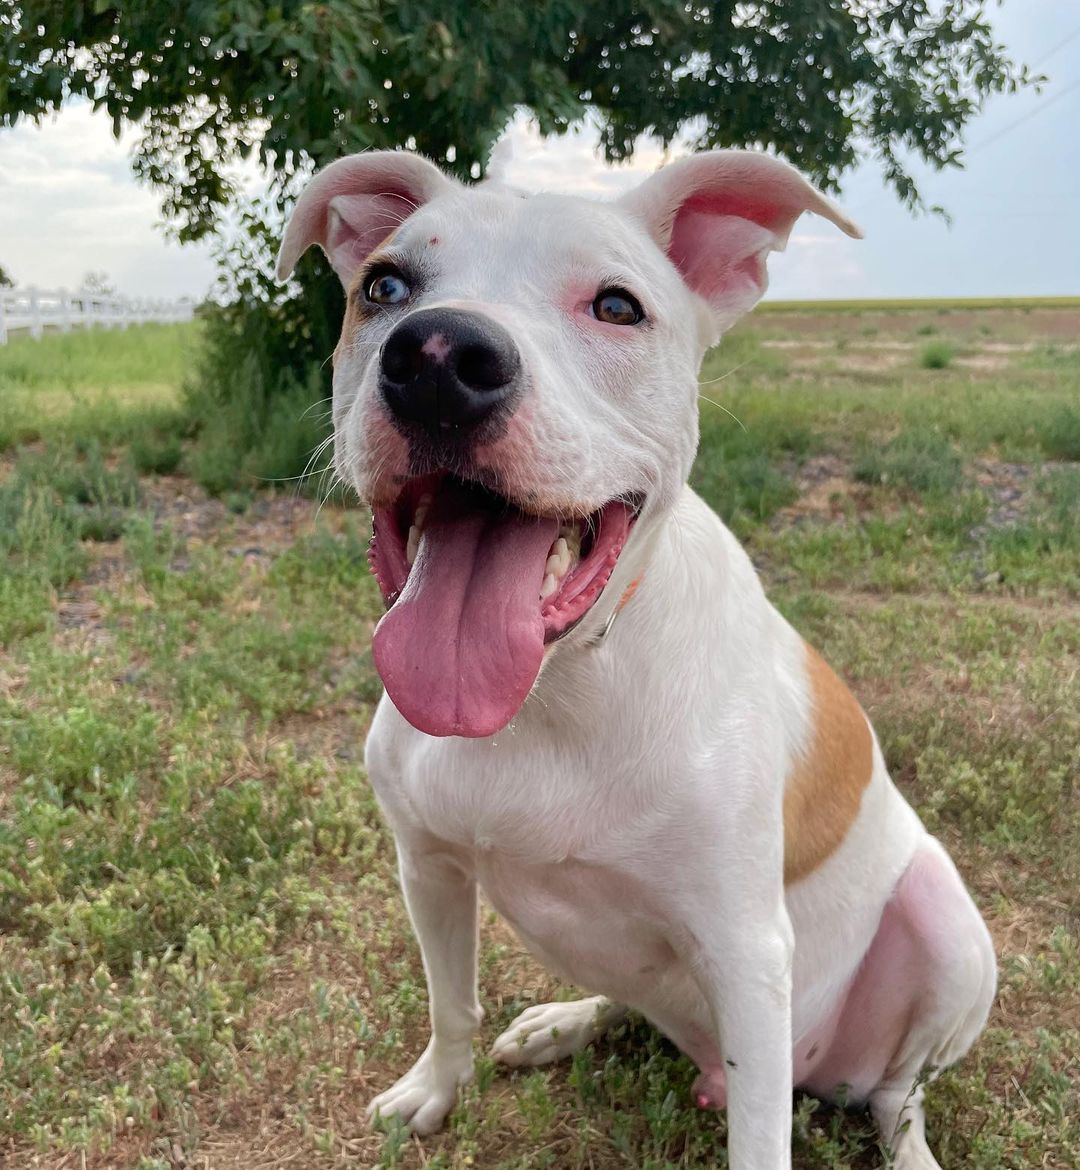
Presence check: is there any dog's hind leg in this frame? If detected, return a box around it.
[807,839,996,1170]
[491,996,629,1067]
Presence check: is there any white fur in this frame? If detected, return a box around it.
[278,150,995,1169]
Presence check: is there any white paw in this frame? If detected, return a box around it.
[491,999,609,1068]
[366,1042,473,1136]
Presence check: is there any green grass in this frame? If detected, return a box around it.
[0,323,198,450]
[852,427,964,495]
[0,305,1077,1169]
[1038,403,1080,461]
[698,331,1079,464]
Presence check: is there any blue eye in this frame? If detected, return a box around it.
[592,288,644,326]
[367,270,411,305]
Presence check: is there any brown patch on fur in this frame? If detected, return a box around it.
[335,231,402,363]
[784,644,874,884]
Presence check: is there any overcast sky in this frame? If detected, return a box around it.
[1,0,1077,301]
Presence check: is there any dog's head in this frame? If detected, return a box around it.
[279,149,859,739]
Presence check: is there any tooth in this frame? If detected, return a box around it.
[545,553,563,576]
[406,524,420,565]
[415,493,433,528]
[540,572,557,601]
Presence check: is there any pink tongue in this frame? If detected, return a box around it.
[373,481,559,737]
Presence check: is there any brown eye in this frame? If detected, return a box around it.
[366,269,410,305]
[592,287,644,326]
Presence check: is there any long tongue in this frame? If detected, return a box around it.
[373,481,559,737]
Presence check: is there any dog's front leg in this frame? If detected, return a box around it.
[366,837,481,1135]
[681,865,795,1169]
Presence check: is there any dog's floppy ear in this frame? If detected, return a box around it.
[277,151,456,285]
[619,150,862,335]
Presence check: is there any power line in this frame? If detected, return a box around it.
[968,75,1080,154]
[1031,23,1080,69]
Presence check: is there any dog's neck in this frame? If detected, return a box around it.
[519,488,726,738]
[585,573,645,647]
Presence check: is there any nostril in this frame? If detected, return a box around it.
[456,342,519,391]
[381,333,425,383]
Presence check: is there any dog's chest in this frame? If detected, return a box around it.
[374,721,691,997]
[476,850,681,998]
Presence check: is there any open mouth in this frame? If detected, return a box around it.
[368,473,642,738]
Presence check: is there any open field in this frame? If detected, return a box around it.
[758,296,1080,313]
[0,307,1076,1169]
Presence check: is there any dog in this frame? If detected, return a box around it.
[276,147,996,1169]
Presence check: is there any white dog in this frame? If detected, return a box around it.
[277,148,996,1170]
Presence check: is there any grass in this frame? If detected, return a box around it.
[0,323,197,451]
[852,427,964,495]
[0,311,1077,1168]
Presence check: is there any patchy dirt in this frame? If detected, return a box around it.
[748,306,1080,343]
[952,353,1011,372]
[770,454,896,531]
[969,459,1038,533]
[140,476,348,553]
[49,479,359,654]
[762,337,1078,355]
[769,455,1053,540]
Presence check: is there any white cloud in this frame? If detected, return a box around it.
[0,103,216,299]
[501,112,670,197]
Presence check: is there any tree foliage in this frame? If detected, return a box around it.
[81,271,116,296]
[3,1,1035,237]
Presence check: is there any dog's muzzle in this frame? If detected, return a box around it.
[379,308,523,441]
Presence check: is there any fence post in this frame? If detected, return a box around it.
[29,286,42,339]
[59,289,72,333]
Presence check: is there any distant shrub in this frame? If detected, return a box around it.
[919,341,954,369]
[185,311,332,497]
[854,427,964,496]
[183,213,341,498]
[915,323,937,336]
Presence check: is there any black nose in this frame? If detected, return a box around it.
[379,308,522,437]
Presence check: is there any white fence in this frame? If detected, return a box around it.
[0,286,195,345]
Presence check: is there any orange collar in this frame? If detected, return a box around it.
[590,573,643,646]
[616,574,643,613]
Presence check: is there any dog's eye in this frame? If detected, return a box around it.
[366,269,411,306]
[592,288,644,326]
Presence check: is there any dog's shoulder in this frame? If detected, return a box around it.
[783,643,875,884]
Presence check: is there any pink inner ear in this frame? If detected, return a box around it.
[668,192,781,312]
[326,190,419,283]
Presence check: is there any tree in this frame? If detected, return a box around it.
[0,265,13,288]
[0,2,1035,492]
[1,2,1035,232]
[81,271,116,296]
